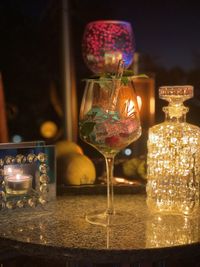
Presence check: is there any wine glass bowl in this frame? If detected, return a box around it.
[80,79,141,156]
[82,20,135,74]
[79,78,141,226]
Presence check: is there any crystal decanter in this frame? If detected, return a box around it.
[146,85,200,215]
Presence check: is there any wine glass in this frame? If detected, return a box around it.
[79,77,141,226]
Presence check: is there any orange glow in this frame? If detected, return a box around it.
[150,96,155,115]
[40,121,58,139]
[133,78,155,128]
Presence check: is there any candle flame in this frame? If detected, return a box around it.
[16,174,21,180]
[7,167,12,174]
[124,99,135,116]
[150,96,155,115]
[137,96,142,111]
[127,100,135,116]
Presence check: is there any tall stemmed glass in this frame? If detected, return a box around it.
[79,76,141,226]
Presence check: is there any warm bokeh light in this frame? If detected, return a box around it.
[40,121,58,139]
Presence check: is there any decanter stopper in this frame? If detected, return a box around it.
[159,85,193,103]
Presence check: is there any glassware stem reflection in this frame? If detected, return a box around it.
[106,156,115,215]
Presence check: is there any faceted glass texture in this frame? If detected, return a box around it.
[82,20,135,74]
[146,85,200,215]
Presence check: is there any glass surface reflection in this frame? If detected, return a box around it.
[146,214,199,248]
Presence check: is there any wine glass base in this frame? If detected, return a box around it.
[85,210,109,227]
[85,210,134,227]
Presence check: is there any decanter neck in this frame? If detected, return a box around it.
[163,104,189,122]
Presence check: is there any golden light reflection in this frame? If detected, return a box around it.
[146,214,199,247]
[105,51,123,65]
[133,78,155,128]
[150,96,155,115]
[137,96,142,111]
[125,99,135,116]
[114,177,138,185]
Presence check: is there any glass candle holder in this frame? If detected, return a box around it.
[4,174,32,195]
[82,20,135,74]
[4,165,23,176]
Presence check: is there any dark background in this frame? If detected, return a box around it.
[0,0,200,143]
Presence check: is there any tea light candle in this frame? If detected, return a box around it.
[5,174,32,195]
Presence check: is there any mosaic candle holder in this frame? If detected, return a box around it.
[82,20,135,74]
[0,141,56,210]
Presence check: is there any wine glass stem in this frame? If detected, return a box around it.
[105,156,115,215]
